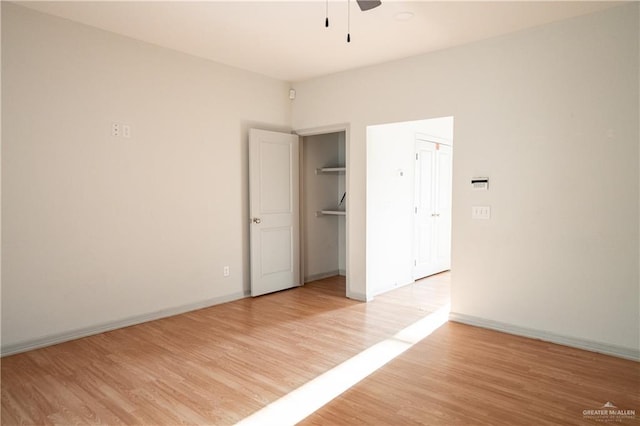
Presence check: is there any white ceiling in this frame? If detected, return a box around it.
[18,1,622,82]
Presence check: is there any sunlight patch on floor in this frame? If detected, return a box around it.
[235,304,450,426]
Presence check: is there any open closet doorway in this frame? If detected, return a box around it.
[297,125,349,298]
[366,117,453,297]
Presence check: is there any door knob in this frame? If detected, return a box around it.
[252,218,261,224]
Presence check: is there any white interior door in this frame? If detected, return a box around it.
[249,129,300,296]
[413,138,452,280]
[413,141,436,279]
[434,144,452,272]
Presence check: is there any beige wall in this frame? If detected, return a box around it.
[1,3,291,350]
[292,4,639,353]
[2,2,638,357]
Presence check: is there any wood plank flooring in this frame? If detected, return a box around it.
[302,321,639,425]
[2,273,638,425]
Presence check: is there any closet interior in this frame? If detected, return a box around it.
[301,131,346,284]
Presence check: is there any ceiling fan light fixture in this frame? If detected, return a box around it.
[323,0,381,42]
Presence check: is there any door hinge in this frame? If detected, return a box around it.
[414,206,418,213]
[414,260,417,266]
[415,153,418,160]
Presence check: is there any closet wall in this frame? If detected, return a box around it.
[302,132,346,282]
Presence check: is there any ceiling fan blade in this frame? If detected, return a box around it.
[356,0,382,12]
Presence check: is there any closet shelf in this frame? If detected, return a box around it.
[317,209,346,216]
[316,167,346,174]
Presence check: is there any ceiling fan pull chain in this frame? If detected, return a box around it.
[347,0,351,42]
[325,0,329,27]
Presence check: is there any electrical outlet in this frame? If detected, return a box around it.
[223,266,230,277]
[111,122,120,137]
[122,124,131,138]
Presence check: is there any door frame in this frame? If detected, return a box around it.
[294,123,351,298]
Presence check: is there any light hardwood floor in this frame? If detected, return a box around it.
[2,273,638,425]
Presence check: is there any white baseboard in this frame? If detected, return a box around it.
[1,291,250,357]
[304,270,341,283]
[371,279,415,298]
[449,312,639,362]
[346,290,369,302]
[339,269,346,276]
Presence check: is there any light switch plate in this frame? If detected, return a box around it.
[472,206,491,220]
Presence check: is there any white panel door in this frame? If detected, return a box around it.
[413,139,452,280]
[413,142,436,279]
[434,144,452,272]
[249,129,300,296]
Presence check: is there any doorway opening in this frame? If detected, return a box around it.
[366,117,453,297]
[301,132,346,283]
[296,125,350,299]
